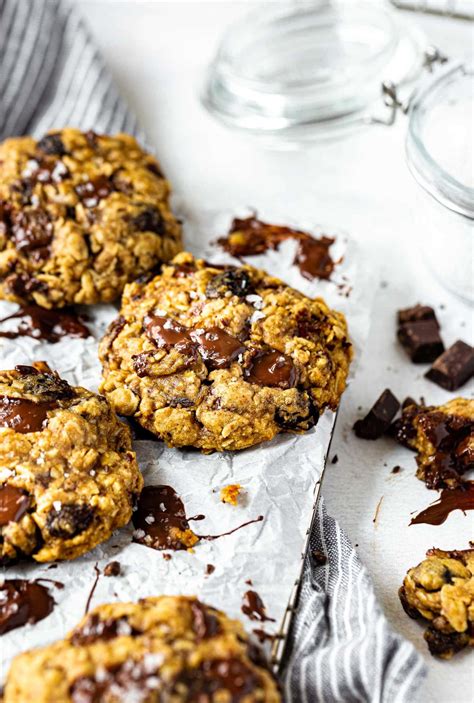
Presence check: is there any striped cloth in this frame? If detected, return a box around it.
[0,1,427,701]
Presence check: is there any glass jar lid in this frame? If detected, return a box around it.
[202,0,425,144]
[406,61,474,219]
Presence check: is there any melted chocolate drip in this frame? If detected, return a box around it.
[190,600,221,641]
[252,628,275,644]
[0,396,57,433]
[0,305,91,343]
[85,564,101,615]
[218,216,338,281]
[190,327,246,369]
[410,482,474,526]
[244,350,297,389]
[132,485,194,551]
[0,579,55,634]
[0,485,30,526]
[241,591,276,623]
[197,515,264,542]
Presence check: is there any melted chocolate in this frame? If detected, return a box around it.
[8,208,53,259]
[190,327,246,369]
[252,628,275,644]
[0,305,90,343]
[85,564,101,615]
[144,315,194,352]
[75,175,113,208]
[205,564,215,576]
[133,485,264,551]
[22,157,69,185]
[70,659,162,703]
[132,485,195,551]
[410,482,474,526]
[176,658,260,702]
[241,591,275,623]
[0,579,54,634]
[190,600,221,640]
[244,350,297,389]
[219,216,338,281]
[0,485,30,526]
[0,396,57,433]
[71,614,140,645]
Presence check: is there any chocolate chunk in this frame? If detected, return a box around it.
[190,327,246,369]
[424,626,469,659]
[205,563,215,575]
[144,315,194,353]
[75,175,113,208]
[353,389,400,440]
[175,658,260,700]
[244,349,297,389]
[0,485,30,526]
[274,397,319,431]
[46,504,95,538]
[190,600,221,640]
[71,614,138,645]
[388,402,421,448]
[131,206,164,234]
[205,269,252,298]
[9,209,53,258]
[104,561,121,577]
[0,579,54,634]
[397,304,438,326]
[36,134,66,156]
[5,271,45,297]
[397,320,444,363]
[0,396,57,433]
[425,340,474,391]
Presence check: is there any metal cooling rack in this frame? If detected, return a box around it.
[391,0,474,20]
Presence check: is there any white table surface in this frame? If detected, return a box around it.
[73,2,474,700]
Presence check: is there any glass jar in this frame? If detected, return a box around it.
[202,1,425,145]
[406,62,474,304]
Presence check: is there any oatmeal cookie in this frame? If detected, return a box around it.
[0,129,181,307]
[99,252,352,452]
[399,548,474,659]
[0,362,142,563]
[390,397,473,489]
[3,595,280,702]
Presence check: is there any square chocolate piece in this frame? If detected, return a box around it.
[397,304,439,326]
[397,319,444,363]
[425,340,474,391]
[353,389,400,440]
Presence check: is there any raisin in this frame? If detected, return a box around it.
[36,134,66,156]
[131,206,164,234]
[205,269,252,298]
[46,504,94,538]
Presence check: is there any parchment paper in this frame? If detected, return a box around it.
[0,208,370,681]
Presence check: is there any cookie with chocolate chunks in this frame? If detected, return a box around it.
[0,363,142,563]
[0,129,181,308]
[3,595,280,703]
[99,252,352,451]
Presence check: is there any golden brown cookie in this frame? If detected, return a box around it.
[99,252,352,452]
[0,129,181,307]
[390,397,473,489]
[399,548,474,659]
[0,362,142,563]
[3,595,281,702]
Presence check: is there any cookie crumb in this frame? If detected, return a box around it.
[331,454,338,464]
[205,564,215,575]
[391,466,402,474]
[311,549,327,566]
[220,484,242,506]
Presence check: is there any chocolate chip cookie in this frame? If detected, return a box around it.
[390,397,473,489]
[0,362,142,563]
[399,548,474,659]
[0,129,181,307]
[3,595,280,702]
[99,252,352,452]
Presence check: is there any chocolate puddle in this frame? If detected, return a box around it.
[0,579,55,634]
[0,305,91,343]
[410,482,474,526]
[0,396,57,433]
[133,485,263,551]
[218,215,339,281]
[242,590,275,623]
